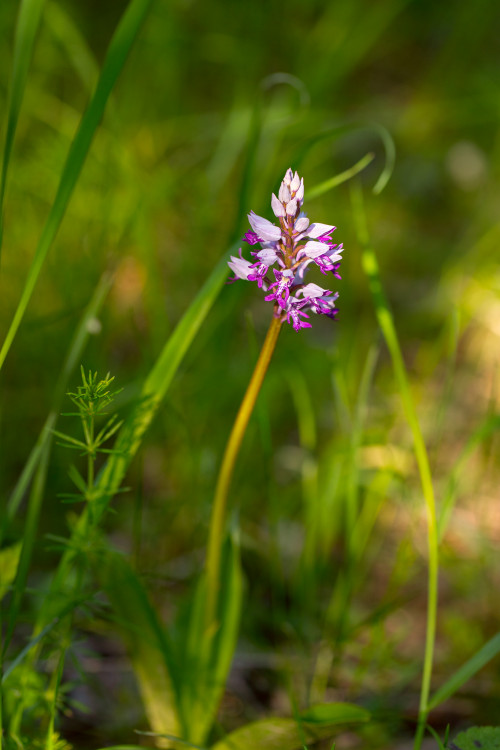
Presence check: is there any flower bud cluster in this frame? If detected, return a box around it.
[228,168,343,331]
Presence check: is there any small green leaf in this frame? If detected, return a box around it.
[448,727,500,750]
[300,703,370,724]
[211,702,369,750]
[0,542,22,601]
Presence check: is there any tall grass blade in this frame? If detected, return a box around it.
[179,532,243,745]
[427,632,500,711]
[0,0,153,372]
[98,549,181,736]
[0,0,46,250]
[351,181,439,750]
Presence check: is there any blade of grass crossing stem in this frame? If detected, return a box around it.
[0,0,46,251]
[98,549,181,737]
[180,532,243,745]
[0,0,153,372]
[350,180,439,750]
[4,272,113,529]
[427,631,500,711]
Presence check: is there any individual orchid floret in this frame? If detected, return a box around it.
[228,249,255,282]
[265,269,294,310]
[248,247,280,288]
[247,211,281,243]
[314,244,343,277]
[286,300,312,332]
[228,168,344,330]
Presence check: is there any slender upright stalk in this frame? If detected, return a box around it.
[205,315,282,629]
[351,182,438,750]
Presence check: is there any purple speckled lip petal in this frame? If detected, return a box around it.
[228,169,343,330]
[243,230,260,245]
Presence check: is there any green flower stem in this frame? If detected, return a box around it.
[205,315,282,630]
[351,182,438,750]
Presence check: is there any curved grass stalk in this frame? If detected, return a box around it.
[351,181,438,750]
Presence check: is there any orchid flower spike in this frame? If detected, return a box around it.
[228,168,343,331]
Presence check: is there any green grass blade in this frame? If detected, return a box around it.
[351,181,439,750]
[97,549,181,736]
[0,0,46,249]
[427,632,500,711]
[295,122,395,197]
[307,152,375,200]
[0,0,153,373]
[180,532,243,745]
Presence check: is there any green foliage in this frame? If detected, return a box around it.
[0,542,22,601]
[211,702,369,750]
[0,0,154,371]
[449,727,500,750]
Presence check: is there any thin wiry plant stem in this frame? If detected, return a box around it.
[205,315,282,630]
[351,182,438,750]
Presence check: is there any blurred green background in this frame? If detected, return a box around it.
[1,0,499,745]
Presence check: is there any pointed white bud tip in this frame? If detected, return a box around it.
[294,216,309,233]
[271,193,286,217]
[295,178,304,203]
[290,171,300,192]
[286,198,298,216]
[279,182,291,203]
